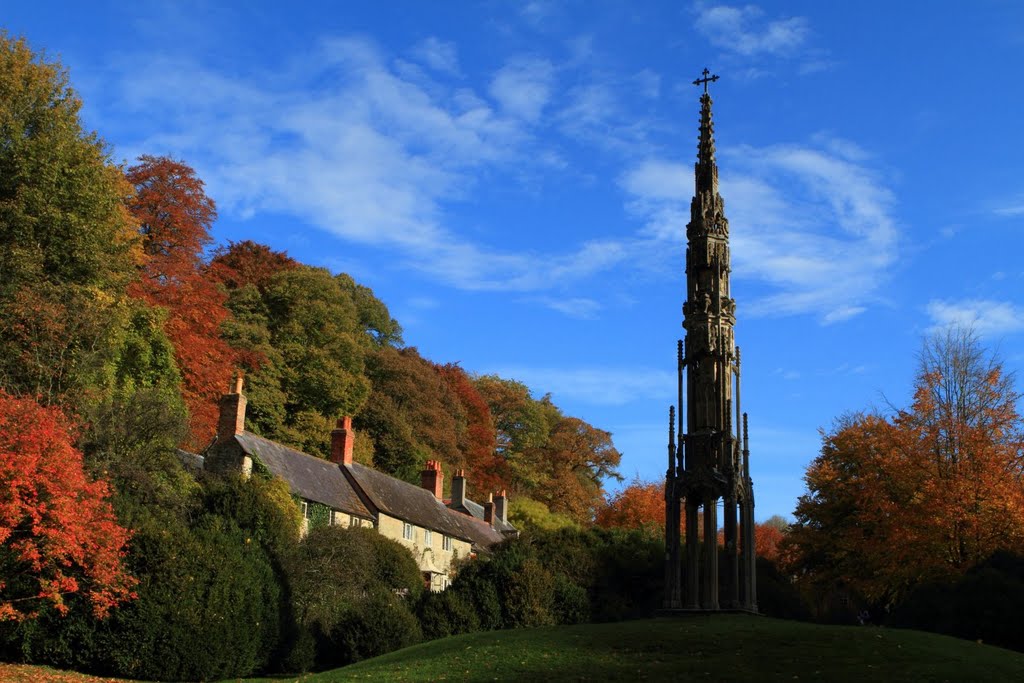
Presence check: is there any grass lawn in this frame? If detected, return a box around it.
[5,615,1022,682]
[264,615,1024,682]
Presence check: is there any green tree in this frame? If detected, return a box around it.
[358,347,460,481]
[0,33,143,410]
[284,526,421,670]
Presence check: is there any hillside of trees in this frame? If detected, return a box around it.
[5,28,1024,682]
[0,32,634,678]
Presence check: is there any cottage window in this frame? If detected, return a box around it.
[403,522,414,540]
[330,510,341,526]
[300,501,309,519]
[442,535,452,551]
[424,529,433,547]
[349,516,360,528]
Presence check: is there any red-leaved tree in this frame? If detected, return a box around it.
[126,156,237,447]
[0,391,136,621]
[436,363,503,493]
[596,477,665,530]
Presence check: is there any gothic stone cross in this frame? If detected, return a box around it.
[693,68,720,93]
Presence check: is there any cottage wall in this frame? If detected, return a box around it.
[378,512,471,591]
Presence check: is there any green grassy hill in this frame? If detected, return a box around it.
[272,615,1024,682]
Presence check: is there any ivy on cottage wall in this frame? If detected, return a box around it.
[294,497,332,531]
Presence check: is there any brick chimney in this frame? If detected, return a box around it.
[330,416,354,466]
[451,469,467,509]
[484,493,494,527]
[421,460,443,499]
[217,375,247,444]
[494,489,508,525]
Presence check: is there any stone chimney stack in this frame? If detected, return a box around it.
[330,416,355,466]
[217,375,247,444]
[494,489,508,525]
[421,460,444,499]
[451,469,467,509]
[484,493,495,527]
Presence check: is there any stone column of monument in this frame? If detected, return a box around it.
[663,70,756,612]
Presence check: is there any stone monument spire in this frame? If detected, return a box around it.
[663,71,756,613]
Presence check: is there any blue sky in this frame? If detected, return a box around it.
[8,1,1024,520]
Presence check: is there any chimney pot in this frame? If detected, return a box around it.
[217,376,247,444]
[494,490,508,525]
[484,495,495,527]
[451,469,467,510]
[330,416,355,466]
[421,459,444,499]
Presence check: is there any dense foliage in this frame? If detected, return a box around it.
[0,29,836,681]
[283,526,423,671]
[0,392,135,621]
[785,328,1024,633]
[418,527,662,640]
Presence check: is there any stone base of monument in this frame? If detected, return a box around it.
[656,608,760,617]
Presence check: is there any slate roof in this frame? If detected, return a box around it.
[175,448,205,473]
[453,498,518,536]
[235,432,371,519]
[451,511,507,550]
[344,463,505,548]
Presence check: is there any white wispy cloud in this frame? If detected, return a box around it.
[411,37,461,75]
[486,367,675,406]
[489,57,555,122]
[533,296,603,319]
[102,39,641,302]
[925,299,1024,336]
[993,200,1024,217]
[621,136,899,322]
[694,4,809,57]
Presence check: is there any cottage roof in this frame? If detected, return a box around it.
[175,448,205,473]
[449,510,506,550]
[344,463,504,548]
[235,432,371,519]
[452,498,517,536]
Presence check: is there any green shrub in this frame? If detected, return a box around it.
[322,589,422,669]
[283,526,422,671]
[890,551,1024,651]
[755,557,812,621]
[417,588,480,640]
[0,511,284,681]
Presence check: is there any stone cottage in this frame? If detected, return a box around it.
[203,378,517,591]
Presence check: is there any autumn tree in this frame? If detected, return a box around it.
[475,375,622,523]
[210,240,299,293]
[786,327,1024,605]
[0,391,136,621]
[125,156,237,447]
[436,364,502,493]
[754,518,787,564]
[595,477,665,531]
[0,33,145,410]
[358,347,460,481]
[212,252,398,459]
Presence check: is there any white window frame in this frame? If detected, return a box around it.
[300,501,309,519]
[403,522,414,540]
[442,535,452,551]
[424,529,433,547]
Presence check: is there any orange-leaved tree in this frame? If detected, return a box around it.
[126,156,237,448]
[595,477,665,530]
[0,391,136,621]
[436,363,503,494]
[785,327,1024,605]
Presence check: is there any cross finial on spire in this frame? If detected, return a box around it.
[693,68,719,94]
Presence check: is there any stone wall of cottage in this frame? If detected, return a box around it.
[378,512,471,590]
